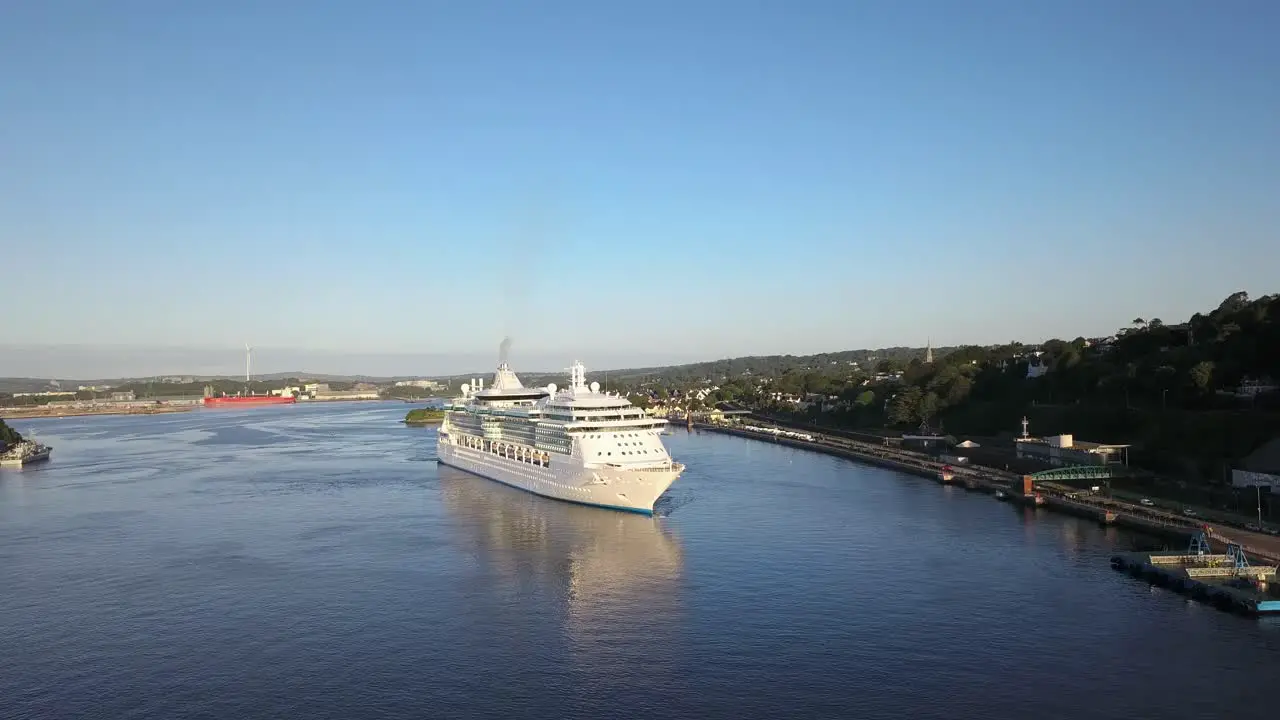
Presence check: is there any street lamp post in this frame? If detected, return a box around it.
[1258,484,1264,529]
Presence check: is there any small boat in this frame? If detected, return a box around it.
[995,490,1009,501]
[937,464,955,483]
[0,440,52,468]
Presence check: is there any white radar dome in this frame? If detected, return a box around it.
[460,383,469,394]
[546,383,557,394]
[589,381,600,393]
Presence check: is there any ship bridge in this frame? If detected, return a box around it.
[465,363,550,404]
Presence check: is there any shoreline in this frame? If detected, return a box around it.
[0,406,196,420]
[0,398,399,420]
[698,423,1280,565]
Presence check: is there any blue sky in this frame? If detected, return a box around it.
[3,1,1278,376]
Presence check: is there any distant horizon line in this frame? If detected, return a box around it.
[5,334,1134,381]
[0,342,973,383]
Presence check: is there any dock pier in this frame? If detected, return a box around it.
[1111,532,1280,616]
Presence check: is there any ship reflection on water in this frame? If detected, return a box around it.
[436,465,685,699]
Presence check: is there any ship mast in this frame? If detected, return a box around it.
[245,343,252,394]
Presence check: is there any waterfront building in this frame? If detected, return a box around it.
[1232,438,1280,489]
[1013,418,1128,467]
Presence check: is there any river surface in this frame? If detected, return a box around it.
[1,403,1277,719]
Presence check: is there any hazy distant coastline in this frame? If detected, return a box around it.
[0,344,711,382]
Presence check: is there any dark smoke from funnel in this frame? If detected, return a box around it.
[499,336,513,365]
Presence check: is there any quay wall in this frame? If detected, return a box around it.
[696,423,1280,564]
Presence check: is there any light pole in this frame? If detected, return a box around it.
[1258,484,1264,528]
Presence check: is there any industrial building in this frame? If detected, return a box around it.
[1015,433,1129,467]
[1012,417,1129,467]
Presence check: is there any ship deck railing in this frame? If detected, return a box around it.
[598,462,684,473]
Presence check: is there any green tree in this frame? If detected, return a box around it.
[1189,360,1215,393]
[1217,291,1249,314]
[918,391,940,424]
[0,419,22,446]
[888,387,922,425]
[943,375,972,406]
[404,408,446,425]
[855,390,876,407]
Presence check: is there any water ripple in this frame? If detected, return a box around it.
[1,409,1277,719]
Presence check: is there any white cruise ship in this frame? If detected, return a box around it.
[436,360,684,514]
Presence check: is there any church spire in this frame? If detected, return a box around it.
[925,338,933,364]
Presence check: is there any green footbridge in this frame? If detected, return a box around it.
[1029,465,1123,482]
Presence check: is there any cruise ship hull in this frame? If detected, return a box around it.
[437,442,681,515]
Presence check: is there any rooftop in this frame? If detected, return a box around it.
[1240,437,1280,474]
[1016,435,1130,451]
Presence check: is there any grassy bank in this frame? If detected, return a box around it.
[404,408,446,426]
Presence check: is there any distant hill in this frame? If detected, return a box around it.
[0,372,434,392]
[249,372,415,383]
[0,378,56,394]
[1,346,940,391]
[433,346,941,386]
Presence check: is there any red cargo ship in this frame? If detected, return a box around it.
[201,344,298,408]
[203,395,296,407]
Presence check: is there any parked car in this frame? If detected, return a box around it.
[1139,498,1154,506]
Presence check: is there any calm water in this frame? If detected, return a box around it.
[1,403,1277,719]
